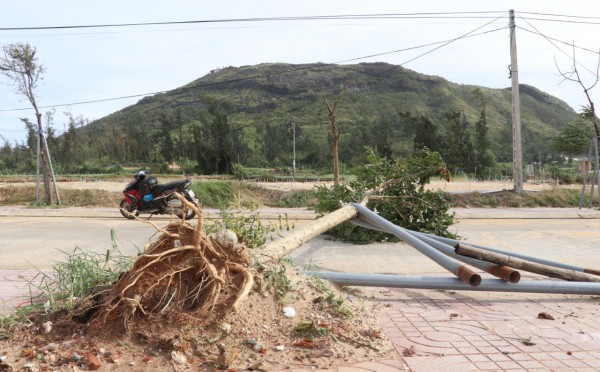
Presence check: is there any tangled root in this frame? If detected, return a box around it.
[89,193,253,335]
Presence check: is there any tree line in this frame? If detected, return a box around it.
[1,43,595,181]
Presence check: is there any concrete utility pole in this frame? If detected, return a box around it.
[509,9,524,194]
[292,121,296,179]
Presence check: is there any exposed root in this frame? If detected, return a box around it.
[90,194,254,336]
[119,206,180,238]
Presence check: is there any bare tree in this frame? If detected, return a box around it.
[0,42,58,204]
[557,45,600,208]
[322,80,349,185]
[556,45,600,138]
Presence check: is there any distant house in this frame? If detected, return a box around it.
[168,162,181,170]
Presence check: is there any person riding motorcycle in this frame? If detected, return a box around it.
[130,170,158,215]
[120,169,199,220]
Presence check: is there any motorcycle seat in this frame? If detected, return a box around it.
[152,180,190,195]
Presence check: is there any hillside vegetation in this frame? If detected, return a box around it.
[1,62,579,175]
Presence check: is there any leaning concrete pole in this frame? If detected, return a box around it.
[509,9,524,194]
[262,204,358,260]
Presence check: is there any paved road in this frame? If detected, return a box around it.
[0,206,317,269]
[1,206,599,272]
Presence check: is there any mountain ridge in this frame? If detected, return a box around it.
[84,62,578,167]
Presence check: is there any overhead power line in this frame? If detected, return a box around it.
[518,11,600,21]
[0,12,507,31]
[516,25,600,55]
[145,16,513,153]
[0,25,508,114]
[67,15,509,155]
[519,16,600,26]
[516,15,600,77]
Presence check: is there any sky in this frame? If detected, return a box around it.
[2,0,600,144]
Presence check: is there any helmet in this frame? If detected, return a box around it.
[146,176,158,189]
[135,170,149,180]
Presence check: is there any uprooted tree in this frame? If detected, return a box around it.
[86,197,254,336]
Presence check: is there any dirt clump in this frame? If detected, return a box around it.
[0,202,394,371]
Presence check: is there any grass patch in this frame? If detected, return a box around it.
[1,230,133,337]
[29,229,133,314]
[311,277,352,318]
[448,188,597,208]
[262,264,294,300]
[190,181,235,208]
[0,186,120,207]
[191,180,290,208]
[273,190,317,208]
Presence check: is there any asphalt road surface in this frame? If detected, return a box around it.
[0,207,317,270]
[1,207,600,273]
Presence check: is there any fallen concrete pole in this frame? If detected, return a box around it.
[415,231,600,277]
[351,203,481,286]
[352,218,520,283]
[409,231,521,283]
[262,204,358,260]
[455,243,600,282]
[310,272,600,295]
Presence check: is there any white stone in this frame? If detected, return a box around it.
[42,321,52,334]
[283,307,296,317]
[274,345,285,351]
[220,323,232,333]
[171,351,187,365]
[23,363,38,372]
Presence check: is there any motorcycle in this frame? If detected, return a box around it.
[119,170,200,220]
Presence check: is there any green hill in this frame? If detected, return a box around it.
[80,62,578,170]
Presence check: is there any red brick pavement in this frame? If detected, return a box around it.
[0,269,51,314]
[378,287,600,371]
[3,270,600,371]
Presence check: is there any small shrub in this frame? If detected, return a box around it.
[263,265,294,300]
[205,207,292,249]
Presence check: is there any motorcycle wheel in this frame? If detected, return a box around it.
[181,194,197,220]
[119,199,136,219]
[183,208,196,220]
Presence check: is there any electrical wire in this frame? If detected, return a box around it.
[0,25,508,114]
[363,13,507,79]
[3,17,509,153]
[516,15,600,77]
[518,11,600,20]
[516,26,599,55]
[518,16,600,26]
[0,12,508,31]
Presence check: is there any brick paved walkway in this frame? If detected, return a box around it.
[379,287,600,371]
[0,269,50,314]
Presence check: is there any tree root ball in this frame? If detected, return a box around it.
[87,218,254,337]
